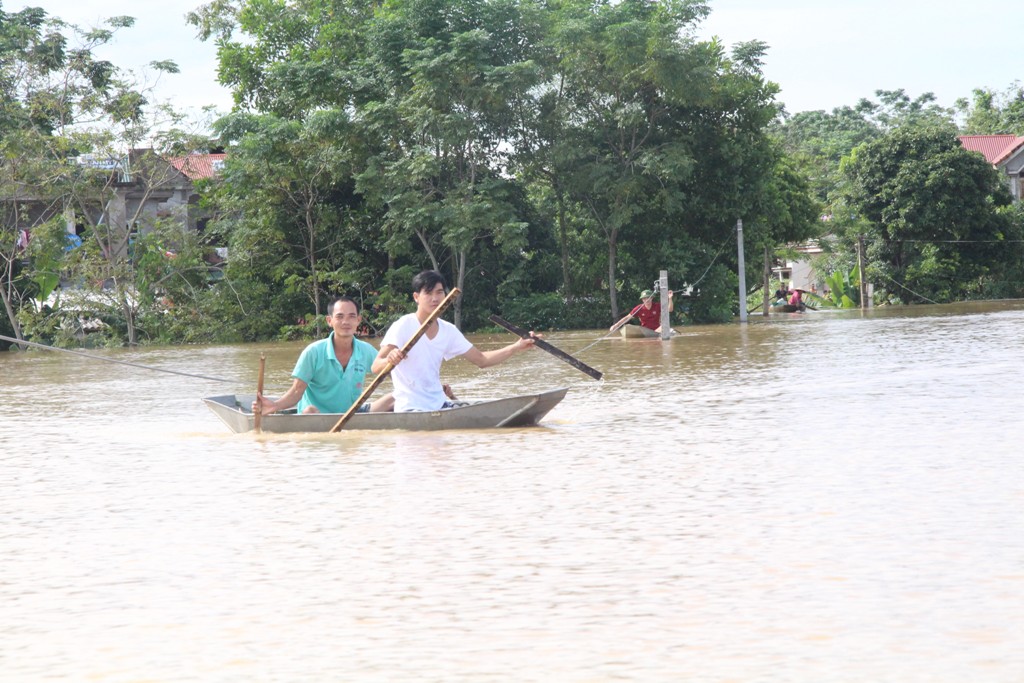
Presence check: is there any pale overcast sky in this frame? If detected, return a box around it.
[17,1,234,118]
[18,0,1024,119]
[699,0,1021,114]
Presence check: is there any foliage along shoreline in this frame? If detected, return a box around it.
[3,2,1024,352]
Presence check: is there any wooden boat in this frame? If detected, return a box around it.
[770,303,806,313]
[202,387,569,434]
[620,324,675,338]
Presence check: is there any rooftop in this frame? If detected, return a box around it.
[958,135,1024,165]
[169,153,227,180]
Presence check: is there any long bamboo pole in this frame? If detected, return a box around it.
[254,353,266,433]
[329,287,460,433]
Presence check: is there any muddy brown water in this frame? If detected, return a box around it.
[2,301,1023,681]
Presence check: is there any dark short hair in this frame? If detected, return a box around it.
[327,296,360,316]
[411,270,446,294]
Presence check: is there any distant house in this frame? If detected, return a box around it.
[93,149,225,240]
[4,150,225,255]
[169,153,226,182]
[958,135,1024,201]
[773,239,824,293]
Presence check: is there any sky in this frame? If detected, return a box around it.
[16,0,1024,120]
[699,0,1021,114]
[14,1,235,118]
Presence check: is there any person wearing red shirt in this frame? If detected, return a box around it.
[628,289,673,331]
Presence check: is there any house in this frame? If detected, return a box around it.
[83,149,225,242]
[773,239,825,293]
[5,150,224,244]
[958,135,1024,201]
[169,153,226,182]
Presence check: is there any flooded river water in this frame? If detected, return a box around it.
[2,301,1023,682]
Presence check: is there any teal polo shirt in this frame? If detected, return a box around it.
[292,333,377,413]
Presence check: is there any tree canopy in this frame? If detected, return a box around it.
[6,3,1024,350]
[185,0,818,329]
[840,124,1017,303]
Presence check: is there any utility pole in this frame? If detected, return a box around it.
[857,233,868,310]
[736,219,747,323]
[763,245,771,316]
[659,270,670,340]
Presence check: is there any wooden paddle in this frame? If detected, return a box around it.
[488,314,603,381]
[329,287,461,433]
[254,353,266,433]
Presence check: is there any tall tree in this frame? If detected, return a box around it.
[213,109,368,327]
[354,0,541,326]
[956,82,1024,135]
[840,124,1014,302]
[773,105,879,204]
[193,0,546,327]
[536,0,715,318]
[0,5,199,346]
[190,0,819,327]
[775,90,955,206]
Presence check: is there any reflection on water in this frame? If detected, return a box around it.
[3,301,1024,681]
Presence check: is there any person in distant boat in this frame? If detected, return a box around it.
[612,288,673,332]
[253,296,394,415]
[788,287,804,309]
[773,282,790,303]
[373,270,539,412]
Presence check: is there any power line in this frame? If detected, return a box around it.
[0,334,234,383]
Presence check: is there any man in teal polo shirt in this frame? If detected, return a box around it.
[253,297,393,414]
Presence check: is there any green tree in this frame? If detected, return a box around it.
[530,0,794,320]
[840,124,1014,303]
[956,82,1024,135]
[0,5,193,346]
[193,0,550,328]
[353,0,541,326]
[213,110,372,328]
[554,0,715,318]
[773,105,879,204]
[190,0,821,329]
[775,90,955,206]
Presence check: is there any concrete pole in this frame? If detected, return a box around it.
[737,219,747,323]
[64,203,76,235]
[857,233,868,310]
[659,270,670,340]
[763,244,771,316]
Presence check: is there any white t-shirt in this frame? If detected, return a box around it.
[381,313,473,412]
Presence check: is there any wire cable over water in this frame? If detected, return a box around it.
[0,334,234,383]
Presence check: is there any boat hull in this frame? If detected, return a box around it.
[771,303,805,313]
[202,388,569,434]
[620,324,673,338]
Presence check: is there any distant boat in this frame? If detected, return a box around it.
[620,324,675,338]
[203,388,569,434]
[770,303,806,313]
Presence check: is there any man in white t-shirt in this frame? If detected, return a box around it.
[373,270,538,412]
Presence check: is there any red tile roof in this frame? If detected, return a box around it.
[958,135,1024,165]
[169,153,227,180]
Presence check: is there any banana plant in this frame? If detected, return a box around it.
[820,265,861,308]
